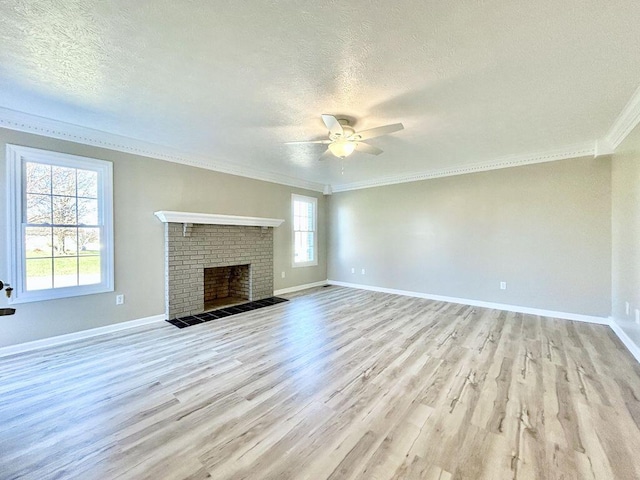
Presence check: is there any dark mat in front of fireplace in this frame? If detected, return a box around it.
[166,296,289,329]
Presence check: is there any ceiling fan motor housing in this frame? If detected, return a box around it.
[329,119,355,141]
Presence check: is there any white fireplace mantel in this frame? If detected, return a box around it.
[154,211,285,228]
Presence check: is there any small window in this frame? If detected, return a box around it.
[292,194,318,267]
[7,145,114,303]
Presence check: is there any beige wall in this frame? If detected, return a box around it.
[0,128,327,347]
[328,157,612,317]
[611,123,640,347]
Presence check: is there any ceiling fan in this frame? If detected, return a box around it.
[286,115,404,160]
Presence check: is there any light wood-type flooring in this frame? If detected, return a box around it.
[2,286,640,479]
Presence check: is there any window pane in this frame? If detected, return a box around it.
[293,200,314,232]
[299,214,310,231]
[307,207,315,230]
[77,169,98,198]
[79,228,100,255]
[294,232,303,262]
[295,231,313,263]
[26,258,53,290]
[26,162,51,194]
[79,256,101,285]
[52,166,76,196]
[53,196,77,225]
[53,227,77,256]
[25,227,52,258]
[26,193,52,224]
[305,232,314,261]
[78,198,98,225]
[53,257,78,288]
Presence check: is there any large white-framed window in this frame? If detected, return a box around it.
[6,145,114,303]
[292,194,318,267]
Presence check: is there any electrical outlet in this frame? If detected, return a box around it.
[500,282,507,290]
[626,302,630,316]
[281,271,285,279]
[636,309,640,325]
[361,269,366,275]
[116,294,124,305]
[351,267,355,274]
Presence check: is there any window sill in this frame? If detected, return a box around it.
[9,284,114,304]
[292,261,318,268]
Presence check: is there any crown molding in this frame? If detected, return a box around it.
[605,84,640,150]
[0,107,325,193]
[330,142,596,192]
[594,139,615,157]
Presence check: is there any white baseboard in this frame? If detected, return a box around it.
[274,280,328,295]
[0,314,166,358]
[327,280,610,325]
[4,285,639,366]
[608,319,640,363]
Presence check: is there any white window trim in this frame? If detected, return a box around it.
[291,194,318,268]
[6,144,114,304]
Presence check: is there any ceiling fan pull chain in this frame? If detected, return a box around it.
[341,159,345,175]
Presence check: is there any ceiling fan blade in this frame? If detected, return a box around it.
[318,148,333,161]
[355,142,383,156]
[285,140,331,145]
[350,123,404,141]
[321,114,344,137]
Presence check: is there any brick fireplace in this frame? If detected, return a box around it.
[155,211,284,319]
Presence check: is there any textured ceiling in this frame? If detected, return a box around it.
[1,0,640,189]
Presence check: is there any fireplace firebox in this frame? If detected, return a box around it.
[204,264,250,310]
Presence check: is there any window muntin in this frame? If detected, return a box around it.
[7,145,114,303]
[292,194,317,267]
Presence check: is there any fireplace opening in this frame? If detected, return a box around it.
[204,264,251,310]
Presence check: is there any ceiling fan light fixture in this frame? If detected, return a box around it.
[329,141,356,158]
